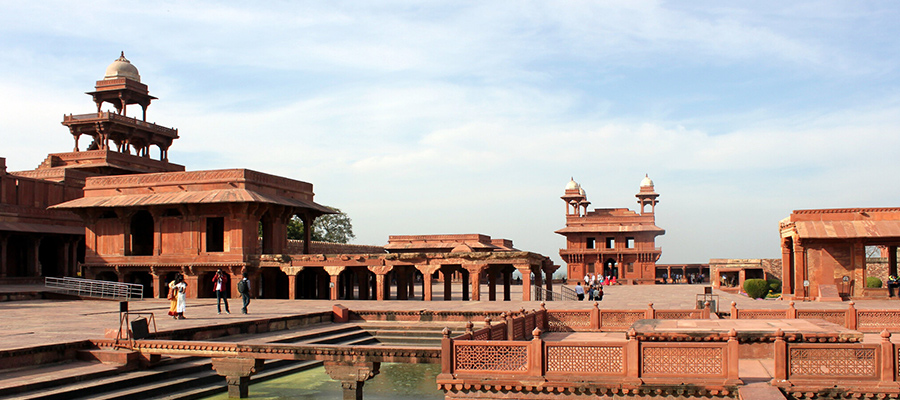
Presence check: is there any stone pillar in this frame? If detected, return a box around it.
[357,271,369,300]
[442,267,453,301]
[407,269,414,299]
[793,242,806,299]
[368,265,392,301]
[211,357,262,398]
[516,264,532,301]
[325,266,344,301]
[153,272,165,298]
[397,268,409,300]
[488,267,497,301]
[781,238,794,297]
[417,265,435,301]
[287,274,297,300]
[852,240,865,297]
[503,268,512,301]
[465,264,487,301]
[183,273,199,299]
[32,236,42,277]
[461,269,469,301]
[324,361,380,400]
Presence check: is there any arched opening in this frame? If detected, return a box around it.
[296,267,329,299]
[258,213,275,254]
[338,268,374,300]
[95,271,118,282]
[127,271,154,298]
[7,235,32,277]
[130,210,154,256]
[603,259,618,280]
[259,267,288,299]
[38,236,64,277]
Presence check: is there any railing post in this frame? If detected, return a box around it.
[774,328,787,381]
[484,317,492,341]
[730,301,738,319]
[465,321,474,336]
[504,312,514,340]
[626,328,640,380]
[702,301,711,319]
[646,302,655,319]
[880,330,894,383]
[591,302,600,330]
[441,328,452,374]
[726,328,741,384]
[787,301,797,319]
[539,302,548,331]
[847,301,857,330]
[530,328,544,377]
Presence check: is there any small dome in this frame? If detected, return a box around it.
[579,187,586,197]
[640,174,654,187]
[565,177,579,190]
[104,52,141,82]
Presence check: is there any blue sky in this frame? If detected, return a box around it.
[2,1,899,272]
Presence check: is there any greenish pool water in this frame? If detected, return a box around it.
[202,363,444,400]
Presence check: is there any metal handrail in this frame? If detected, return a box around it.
[532,285,579,301]
[45,276,144,300]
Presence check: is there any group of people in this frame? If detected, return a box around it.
[583,273,617,287]
[167,269,252,319]
[573,273,612,301]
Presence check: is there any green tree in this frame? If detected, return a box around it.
[287,208,355,243]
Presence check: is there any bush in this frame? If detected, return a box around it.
[743,279,770,299]
[866,276,883,288]
[767,279,782,294]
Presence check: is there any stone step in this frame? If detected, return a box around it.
[372,336,442,346]
[75,349,141,366]
[141,360,323,400]
[367,329,447,337]
[240,322,363,344]
[305,329,373,345]
[0,360,123,398]
[0,357,211,400]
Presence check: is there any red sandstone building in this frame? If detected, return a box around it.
[780,208,900,301]
[558,176,665,285]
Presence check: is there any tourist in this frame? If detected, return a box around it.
[167,275,178,318]
[889,275,900,297]
[212,269,230,314]
[587,284,594,301]
[590,273,596,287]
[596,285,604,301]
[583,273,589,286]
[174,275,187,319]
[574,282,585,301]
[239,272,251,314]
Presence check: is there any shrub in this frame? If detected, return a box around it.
[743,279,770,299]
[767,279,782,294]
[866,276,883,288]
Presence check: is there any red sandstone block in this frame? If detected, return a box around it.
[333,304,349,323]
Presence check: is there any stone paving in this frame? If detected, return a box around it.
[3,282,900,353]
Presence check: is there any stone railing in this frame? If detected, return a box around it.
[771,329,900,398]
[439,328,741,397]
[730,301,900,332]
[450,308,546,342]
[545,302,711,332]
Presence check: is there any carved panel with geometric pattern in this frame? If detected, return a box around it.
[789,347,876,377]
[641,346,723,376]
[454,344,528,372]
[546,345,624,374]
[857,311,900,329]
[601,311,646,329]
[796,310,846,326]
[546,311,591,332]
[655,311,700,320]
[738,310,787,319]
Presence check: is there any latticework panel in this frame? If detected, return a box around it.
[789,347,876,377]
[546,345,624,374]
[546,311,591,332]
[857,311,900,329]
[473,328,491,340]
[536,310,547,330]
[491,325,506,340]
[513,318,525,339]
[641,346,723,376]
[738,310,787,319]
[796,310,846,326]
[601,311,646,329]
[454,344,528,372]
[656,311,700,320]
[525,315,535,335]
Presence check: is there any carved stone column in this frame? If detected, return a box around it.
[323,361,380,400]
[211,357,262,398]
[415,264,438,301]
[515,264,533,301]
[368,265,393,301]
[464,264,487,301]
[325,266,345,301]
[781,238,794,297]
[488,266,497,301]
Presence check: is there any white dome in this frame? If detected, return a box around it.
[565,177,579,190]
[579,187,586,197]
[104,52,141,82]
[640,174,654,187]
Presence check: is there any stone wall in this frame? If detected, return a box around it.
[285,239,385,255]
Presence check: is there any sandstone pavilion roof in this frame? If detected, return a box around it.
[51,168,334,215]
[104,51,141,82]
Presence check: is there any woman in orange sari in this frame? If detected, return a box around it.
[167,275,179,318]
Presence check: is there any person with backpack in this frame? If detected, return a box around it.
[238,272,251,314]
